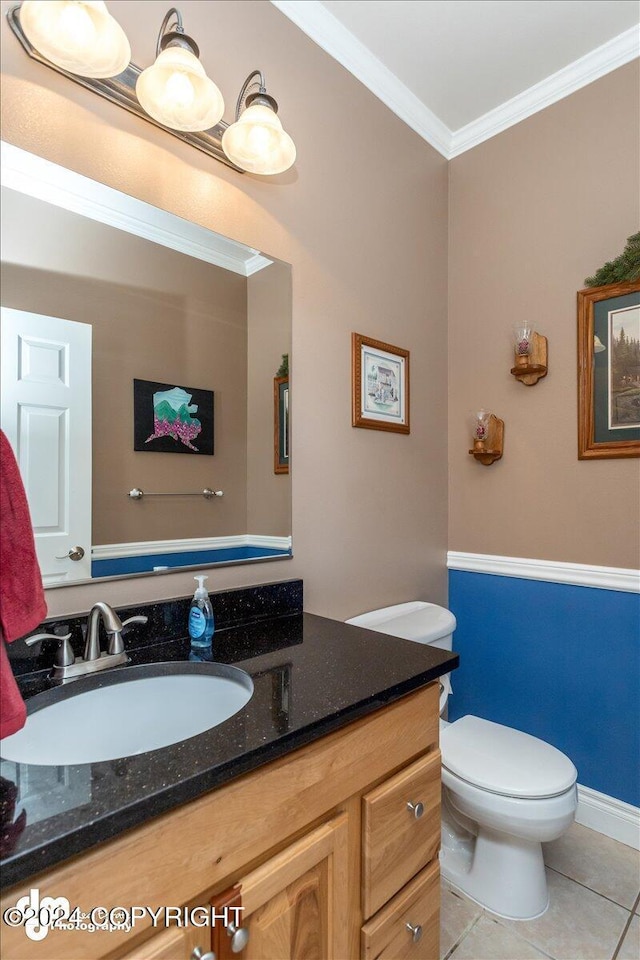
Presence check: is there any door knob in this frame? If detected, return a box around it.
[191,948,216,960]
[406,922,422,943]
[407,800,424,819]
[55,546,85,561]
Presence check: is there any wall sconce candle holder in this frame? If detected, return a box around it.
[469,411,504,465]
[510,329,548,385]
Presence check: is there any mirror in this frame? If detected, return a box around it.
[0,144,291,587]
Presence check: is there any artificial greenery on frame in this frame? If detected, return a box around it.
[276,354,289,377]
[584,232,640,286]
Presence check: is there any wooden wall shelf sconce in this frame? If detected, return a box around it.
[469,415,504,465]
[511,332,548,385]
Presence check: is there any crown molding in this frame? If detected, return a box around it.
[270,0,452,158]
[271,4,639,159]
[0,142,273,275]
[449,25,640,158]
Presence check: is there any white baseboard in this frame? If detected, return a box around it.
[576,784,640,850]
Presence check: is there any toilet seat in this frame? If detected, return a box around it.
[441,715,577,799]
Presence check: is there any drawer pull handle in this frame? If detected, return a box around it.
[191,948,216,960]
[407,800,424,819]
[406,922,423,943]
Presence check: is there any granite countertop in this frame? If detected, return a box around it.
[0,589,457,890]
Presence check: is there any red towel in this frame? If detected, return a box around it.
[0,430,47,738]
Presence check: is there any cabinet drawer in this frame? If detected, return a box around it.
[119,925,203,960]
[362,750,440,919]
[361,860,439,960]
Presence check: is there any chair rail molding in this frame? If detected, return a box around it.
[93,535,292,560]
[447,552,640,593]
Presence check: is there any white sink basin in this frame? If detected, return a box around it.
[0,662,253,766]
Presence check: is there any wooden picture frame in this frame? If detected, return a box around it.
[577,281,640,459]
[352,333,410,434]
[274,376,289,473]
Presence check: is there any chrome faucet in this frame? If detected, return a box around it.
[85,601,146,661]
[26,603,148,683]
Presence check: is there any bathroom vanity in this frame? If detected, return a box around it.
[0,582,457,960]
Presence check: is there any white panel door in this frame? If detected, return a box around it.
[1,308,92,584]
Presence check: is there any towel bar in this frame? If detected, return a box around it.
[128,488,223,500]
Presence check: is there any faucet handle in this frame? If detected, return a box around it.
[108,615,148,655]
[25,633,75,668]
[121,616,148,629]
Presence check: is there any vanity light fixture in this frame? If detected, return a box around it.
[7,3,297,175]
[593,335,606,353]
[18,0,131,78]
[222,71,296,175]
[469,409,504,465]
[510,325,548,386]
[135,8,224,133]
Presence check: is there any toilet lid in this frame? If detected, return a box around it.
[441,716,577,798]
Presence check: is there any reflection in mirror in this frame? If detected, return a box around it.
[0,145,291,586]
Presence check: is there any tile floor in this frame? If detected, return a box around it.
[441,823,640,960]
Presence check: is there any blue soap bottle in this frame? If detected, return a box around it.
[188,575,215,660]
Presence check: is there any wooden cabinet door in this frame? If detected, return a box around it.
[119,924,204,960]
[234,814,349,960]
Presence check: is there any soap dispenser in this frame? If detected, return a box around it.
[188,575,215,660]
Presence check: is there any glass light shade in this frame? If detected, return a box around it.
[593,335,606,354]
[20,1,131,78]
[513,324,533,356]
[471,409,491,442]
[222,103,296,175]
[136,47,224,132]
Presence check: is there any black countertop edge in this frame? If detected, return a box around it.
[0,663,455,890]
[1,609,458,890]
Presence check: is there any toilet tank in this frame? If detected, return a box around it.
[346,601,455,651]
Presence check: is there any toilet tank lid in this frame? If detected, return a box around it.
[441,716,578,798]
[346,601,456,643]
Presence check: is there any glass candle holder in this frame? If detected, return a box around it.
[471,409,491,444]
[513,324,533,357]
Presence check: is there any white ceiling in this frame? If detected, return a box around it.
[272,0,640,158]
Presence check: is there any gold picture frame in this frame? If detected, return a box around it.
[577,282,640,459]
[274,376,289,474]
[352,333,410,434]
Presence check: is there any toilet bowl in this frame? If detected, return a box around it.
[346,602,578,920]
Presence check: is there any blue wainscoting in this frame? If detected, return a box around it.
[448,570,640,807]
[92,546,291,577]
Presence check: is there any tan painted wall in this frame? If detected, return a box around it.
[1,188,249,544]
[1,0,449,618]
[247,260,292,537]
[448,61,640,569]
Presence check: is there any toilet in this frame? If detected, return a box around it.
[346,601,578,920]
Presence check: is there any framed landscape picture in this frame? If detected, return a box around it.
[352,333,410,434]
[577,282,640,459]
